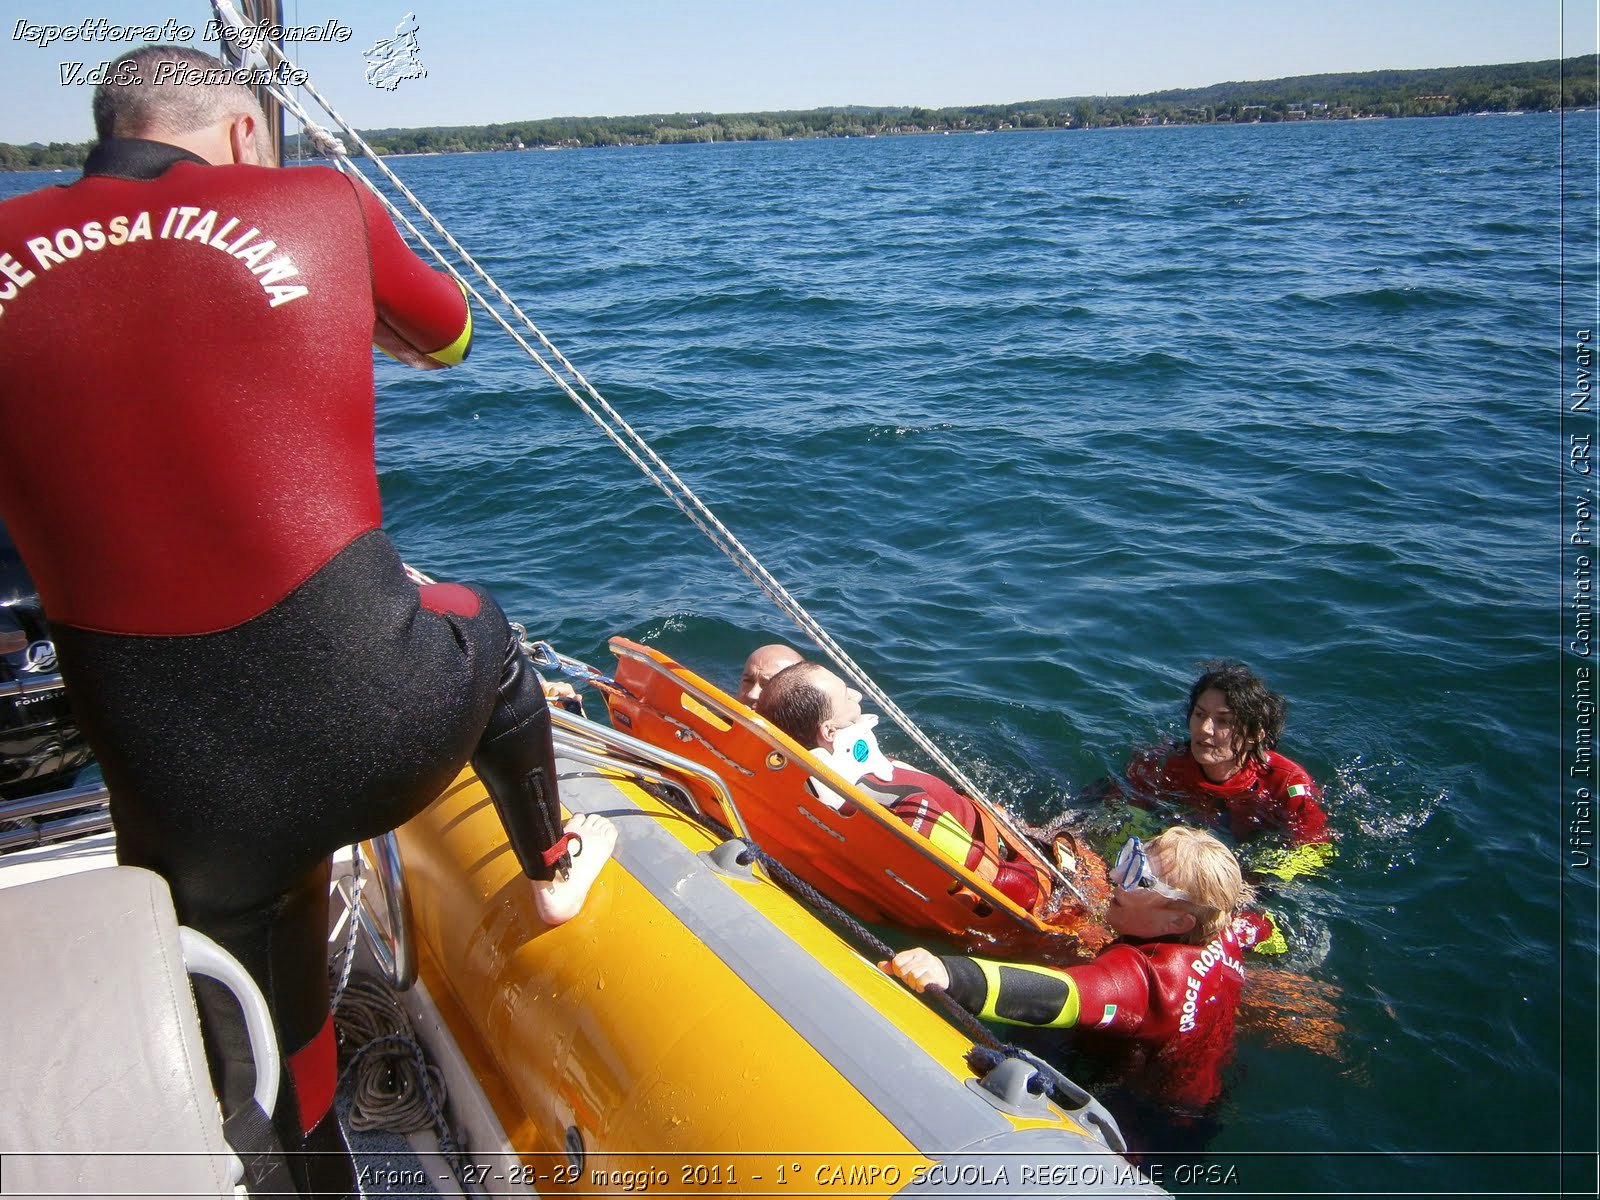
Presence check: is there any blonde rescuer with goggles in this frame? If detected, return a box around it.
[887,826,1273,1113]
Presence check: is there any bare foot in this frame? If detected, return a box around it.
[532,812,618,926]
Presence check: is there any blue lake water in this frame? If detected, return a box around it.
[5,112,1593,1196]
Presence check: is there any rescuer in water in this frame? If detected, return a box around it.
[887,825,1273,1115]
[1122,660,1331,881]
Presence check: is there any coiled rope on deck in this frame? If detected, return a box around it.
[333,978,447,1134]
[330,973,482,1192]
[205,2,1072,878]
[324,856,475,1187]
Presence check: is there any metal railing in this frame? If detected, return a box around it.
[0,782,111,853]
[354,831,416,991]
[550,709,747,841]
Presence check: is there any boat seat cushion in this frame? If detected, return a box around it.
[0,865,237,1198]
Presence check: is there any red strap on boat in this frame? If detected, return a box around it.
[542,832,580,869]
[289,1014,337,1133]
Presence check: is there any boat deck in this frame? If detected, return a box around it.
[0,824,523,1199]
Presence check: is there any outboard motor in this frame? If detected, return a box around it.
[0,521,92,801]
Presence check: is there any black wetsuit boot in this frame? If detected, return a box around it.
[471,637,572,882]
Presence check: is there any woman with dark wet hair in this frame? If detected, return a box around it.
[1125,660,1330,877]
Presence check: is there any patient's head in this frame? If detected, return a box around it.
[755,661,862,752]
[737,643,803,706]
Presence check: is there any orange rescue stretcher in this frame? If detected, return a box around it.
[599,638,1113,964]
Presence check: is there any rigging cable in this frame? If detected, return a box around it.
[206,0,1077,900]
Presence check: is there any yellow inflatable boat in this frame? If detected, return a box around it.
[375,711,1156,1194]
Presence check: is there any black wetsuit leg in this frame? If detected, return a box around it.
[50,532,505,1198]
[51,531,575,1196]
[472,633,572,882]
[189,860,357,1198]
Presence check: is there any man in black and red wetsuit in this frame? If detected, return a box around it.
[0,44,614,1198]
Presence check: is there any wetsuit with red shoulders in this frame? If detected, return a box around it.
[0,138,567,1196]
[935,911,1274,1111]
[1126,745,1328,845]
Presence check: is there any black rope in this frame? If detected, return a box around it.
[731,840,894,955]
[732,838,1021,1049]
[729,829,1098,1111]
[634,778,1108,1116]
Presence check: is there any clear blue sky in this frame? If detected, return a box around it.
[1,0,1593,144]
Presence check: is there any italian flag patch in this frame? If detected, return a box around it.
[1288,783,1309,798]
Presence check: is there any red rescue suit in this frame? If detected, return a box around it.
[939,911,1274,1110]
[1126,745,1328,845]
[856,762,1046,911]
[0,138,469,634]
[0,138,566,1200]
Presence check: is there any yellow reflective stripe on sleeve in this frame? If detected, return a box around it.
[927,810,976,865]
[972,958,1080,1028]
[1014,961,1081,1028]
[425,281,473,366]
[974,958,1006,1021]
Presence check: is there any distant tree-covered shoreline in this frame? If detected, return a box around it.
[5,55,1594,170]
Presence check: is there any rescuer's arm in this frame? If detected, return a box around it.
[1249,764,1334,881]
[886,948,1087,1029]
[888,944,1163,1034]
[356,183,473,369]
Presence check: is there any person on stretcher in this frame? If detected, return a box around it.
[755,661,1046,910]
